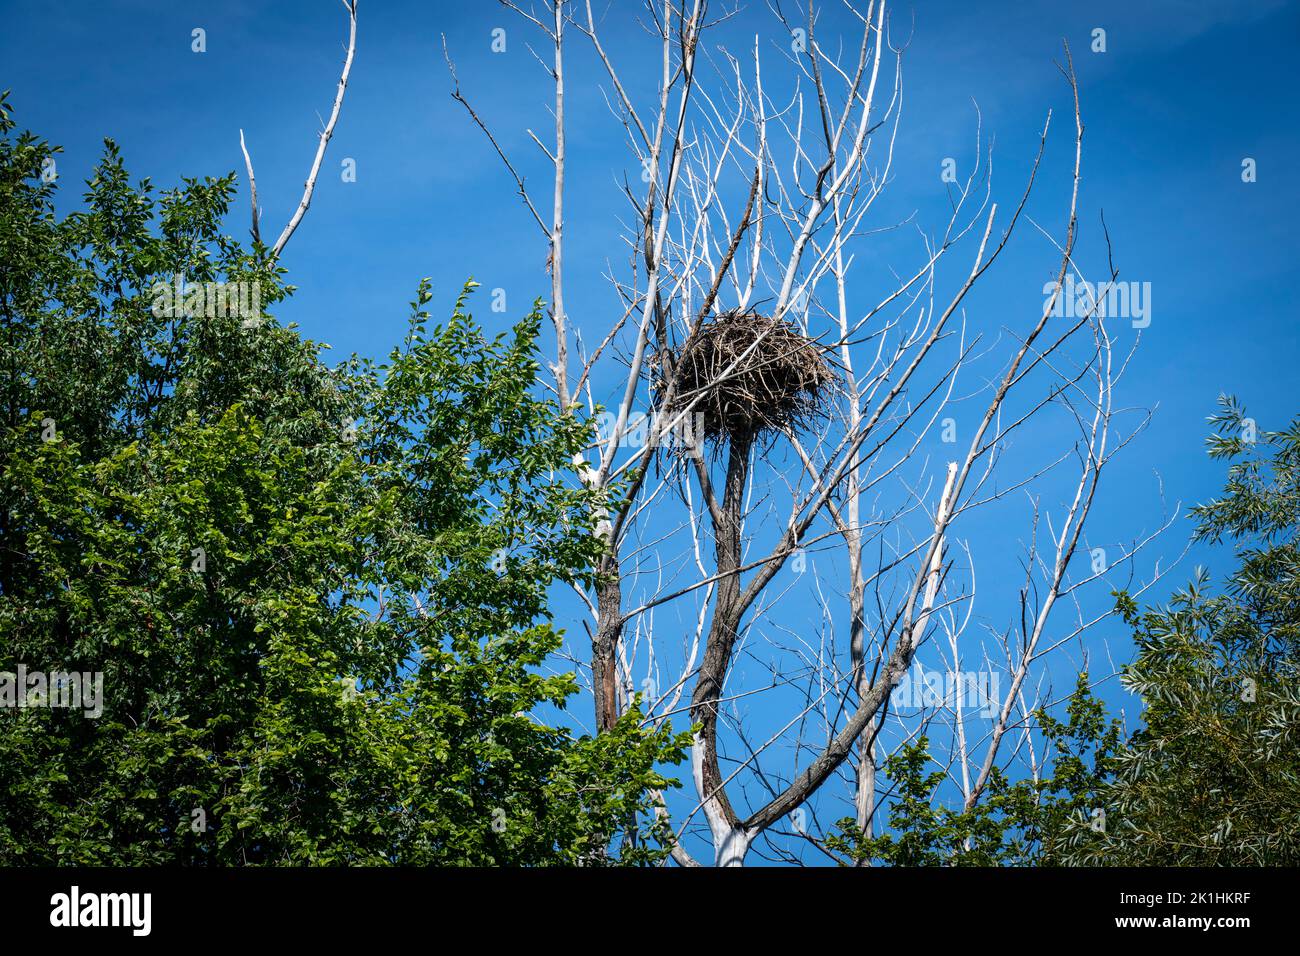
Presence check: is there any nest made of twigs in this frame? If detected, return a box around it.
[656,309,833,447]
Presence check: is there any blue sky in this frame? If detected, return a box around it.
[4,0,1298,862]
[4,0,1294,445]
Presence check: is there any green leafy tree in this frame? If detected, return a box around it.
[1062,398,1300,865]
[0,94,688,865]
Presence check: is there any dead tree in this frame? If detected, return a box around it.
[449,0,1174,866]
[239,0,359,259]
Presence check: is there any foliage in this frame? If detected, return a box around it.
[1062,398,1300,865]
[0,94,688,866]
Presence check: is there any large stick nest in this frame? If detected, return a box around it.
[657,309,834,447]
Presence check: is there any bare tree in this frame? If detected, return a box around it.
[449,0,1172,866]
[239,0,359,259]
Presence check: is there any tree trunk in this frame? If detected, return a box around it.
[691,433,752,859]
[591,550,623,732]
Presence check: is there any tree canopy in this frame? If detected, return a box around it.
[0,94,688,866]
[1061,399,1300,865]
